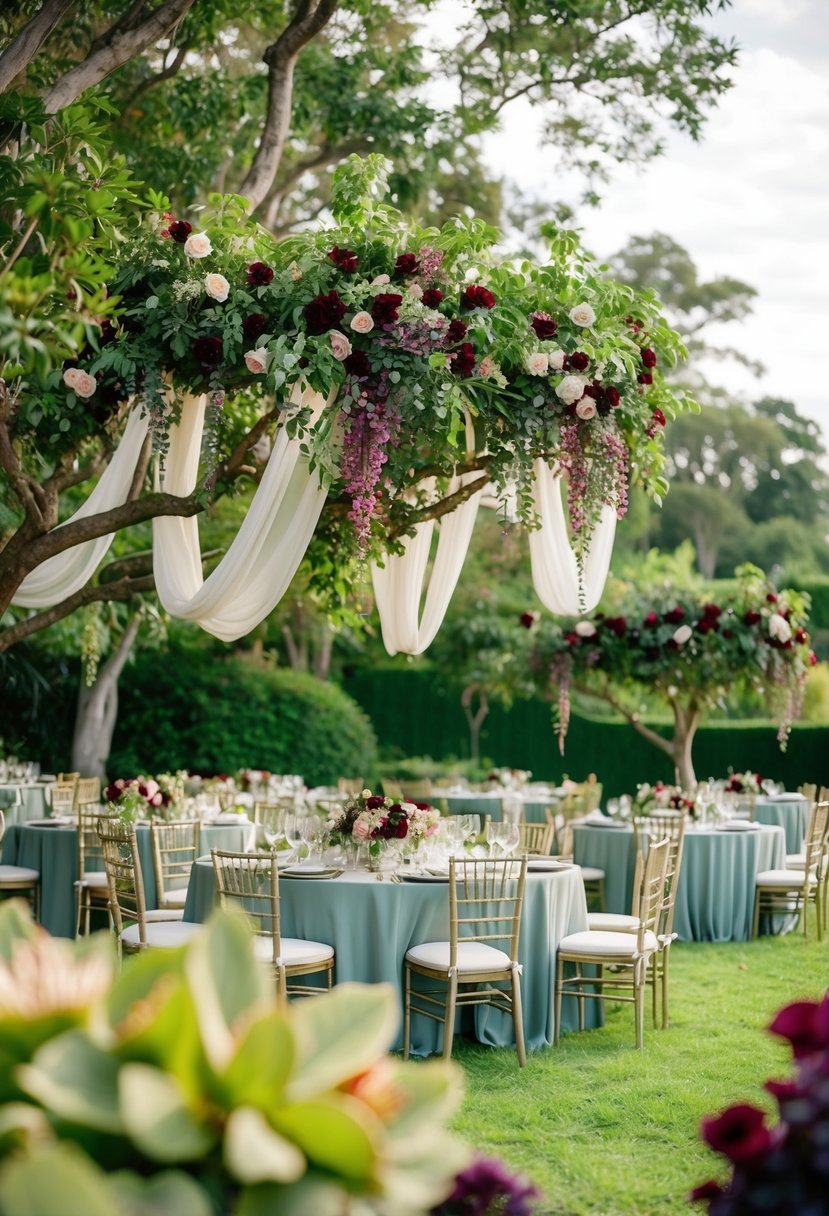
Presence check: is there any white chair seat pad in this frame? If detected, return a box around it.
[121,920,202,948]
[786,853,807,867]
[576,866,606,882]
[405,940,512,973]
[76,871,109,888]
[558,929,658,958]
[145,908,185,922]
[252,936,334,966]
[160,888,188,906]
[757,869,816,888]
[587,912,641,933]
[0,865,39,883]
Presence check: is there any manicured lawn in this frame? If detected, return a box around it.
[451,918,827,1215]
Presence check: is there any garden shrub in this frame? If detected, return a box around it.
[110,651,377,785]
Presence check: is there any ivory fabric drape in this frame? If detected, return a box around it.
[528,457,616,616]
[12,408,151,609]
[152,383,329,642]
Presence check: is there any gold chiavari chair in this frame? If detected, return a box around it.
[337,777,364,796]
[57,771,80,786]
[549,807,607,911]
[399,779,433,802]
[518,819,555,856]
[0,809,40,920]
[75,805,119,935]
[76,776,101,806]
[403,856,528,1067]
[555,836,670,1050]
[97,819,200,955]
[754,800,829,942]
[382,778,403,798]
[150,820,200,912]
[211,850,334,1000]
[49,783,79,816]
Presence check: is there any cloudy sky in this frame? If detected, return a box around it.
[480,0,829,437]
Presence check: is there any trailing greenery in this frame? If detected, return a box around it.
[109,650,377,785]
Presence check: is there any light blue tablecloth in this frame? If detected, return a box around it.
[2,821,252,938]
[185,860,595,1054]
[753,795,809,853]
[437,793,554,824]
[572,822,787,942]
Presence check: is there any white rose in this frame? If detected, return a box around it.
[555,375,587,405]
[768,613,792,643]
[548,349,565,370]
[72,371,97,399]
[204,272,230,302]
[576,398,597,421]
[575,620,597,638]
[62,368,82,390]
[183,232,212,258]
[350,311,375,334]
[569,302,596,327]
[329,330,352,360]
[371,274,391,286]
[407,283,424,301]
[525,352,549,376]
[244,348,272,375]
[673,624,693,645]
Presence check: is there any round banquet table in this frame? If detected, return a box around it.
[2,821,253,938]
[0,782,50,825]
[752,794,810,853]
[572,821,787,943]
[436,791,557,824]
[184,860,597,1055]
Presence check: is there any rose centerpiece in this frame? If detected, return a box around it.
[633,781,696,817]
[105,771,185,822]
[724,771,769,796]
[327,789,440,868]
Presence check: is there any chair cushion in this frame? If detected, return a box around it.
[577,866,606,883]
[145,907,185,922]
[121,920,202,948]
[0,865,39,883]
[405,940,512,974]
[252,935,334,966]
[587,912,641,933]
[558,929,658,959]
[786,852,807,868]
[756,869,816,888]
[160,888,188,906]
[77,871,109,888]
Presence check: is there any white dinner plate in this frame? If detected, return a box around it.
[581,818,627,829]
[526,858,571,872]
[718,821,761,831]
[27,817,73,827]
[401,872,450,883]
[280,866,343,880]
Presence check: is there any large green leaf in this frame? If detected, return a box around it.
[223,1106,305,1184]
[184,911,270,1072]
[381,1060,464,1154]
[0,904,36,964]
[287,983,399,1099]
[236,1175,347,1216]
[119,1064,216,1162]
[273,1095,380,1183]
[18,1032,123,1132]
[109,967,205,1096]
[109,1169,215,1216]
[107,949,185,1029]
[220,1009,295,1113]
[0,1143,116,1216]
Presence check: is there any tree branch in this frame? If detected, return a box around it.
[0,573,156,653]
[239,0,339,212]
[122,41,188,107]
[40,0,198,113]
[0,0,79,93]
[262,136,372,226]
[573,680,675,758]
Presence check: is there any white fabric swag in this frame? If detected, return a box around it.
[153,384,329,642]
[528,457,616,616]
[12,407,151,609]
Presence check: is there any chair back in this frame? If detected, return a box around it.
[804,801,829,876]
[634,837,671,951]
[253,799,296,847]
[97,819,148,941]
[382,779,403,798]
[150,820,200,903]
[337,777,364,796]
[49,783,78,814]
[57,772,80,786]
[78,806,119,877]
[635,814,687,940]
[448,857,527,970]
[76,777,101,806]
[518,819,555,856]
[799,783,817,803]
[211,850,282,963]
[400,779,432,801]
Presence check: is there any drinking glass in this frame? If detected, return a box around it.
[263,808,288,852]
[499,823,520,855]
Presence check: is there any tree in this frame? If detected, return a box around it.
[518,565,815,789]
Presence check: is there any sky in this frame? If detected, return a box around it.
[478,0,829,438]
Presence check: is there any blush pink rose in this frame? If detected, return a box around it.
[548,350,566,370]
[64,368,97,397]
[329,331,352,360]
[350,311,375,334]
[371,274,391,286]
[244,348,272,374]
[525,352,549,375]
[352,816,372,840]
[204,272,230,302]
[62,368,82,390]
[183,232,212,258]
[575,398,597,420]
[407,283,424,301]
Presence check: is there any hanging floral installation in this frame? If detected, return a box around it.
[12,155,695,644]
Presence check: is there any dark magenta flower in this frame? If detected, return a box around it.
[395,252,420,275]
[344,350,372,377]
[641,347,657,368]
[700,1103,774,1164]
[431,1155,539,1216]
[242,313,266,342]
[305,290,347,335]
[246,261,274,286]
[449,342,476,377]
[192,336,223,365]
[446,318,468,343]
[530,311,557,339]
[768,998,829,1059]
[328,246,359,273]
[167,219,192,243]
[461,284,496,310]
[371,292,403,325]
[422,288,444,308]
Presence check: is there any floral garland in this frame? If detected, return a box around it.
[37,156,692,580]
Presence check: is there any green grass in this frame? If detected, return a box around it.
[450,919,827,1215]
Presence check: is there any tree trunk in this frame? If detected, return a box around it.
[71,614,141,779]
[669,700,700,790]
[461,685,489,765]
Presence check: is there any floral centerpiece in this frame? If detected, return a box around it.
[327,789,440,866]
[724,771,769,796]
[633,782,695,816]
[691,993,829,1214]
[486,768,532,790]
[105,770,186,821]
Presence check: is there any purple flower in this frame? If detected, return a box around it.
[700,1103,774,1164]
[431,1155,539,1215]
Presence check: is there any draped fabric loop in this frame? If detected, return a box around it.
[152,383,331,642]
[528,457,616,617]
[12,408,150,609]
[372,414,484,656]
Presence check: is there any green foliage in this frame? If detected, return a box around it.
[0,907,468,1214]
[109,651,378,785]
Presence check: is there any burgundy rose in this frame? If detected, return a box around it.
[446,318,468,343]
[744,609,762,626]
[192,336,223,365]
[564,631,580,646]
[638,371,654,385]
[722,629,734,639]
[583,383,601,399]
[696,618,717,634]
[328,246,358,273]
[344,350,372,377]
[365,795,386,810]
[168,219,192,243]
[650,407,666,427]
[643,611,659,629]
[242,313,266,342]
[246,261,274,286]
[519,612,536,629]
[461,284,496,310]
[395,252,420,275]
[569,351,590,372]
[809,650,818,666]
[665,606,685,624]
[766,593,778,604]
[700,1103,774,1164]
[394,817,409,839]
[606,386,621,407]
[305,290,347,335]
[768,998,829,1059]
[449,342,476,378]
[603,616,627,637]
[421,288,443,308]
[641,347,657,368]
[666,638,679,651]
[703,603,722,619]
[371,292,403,325]
[530,311,557,340]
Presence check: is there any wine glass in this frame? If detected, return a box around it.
[499,823,520,856]
[263,808,288,853]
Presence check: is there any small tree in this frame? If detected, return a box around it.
[520,565,815,789]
